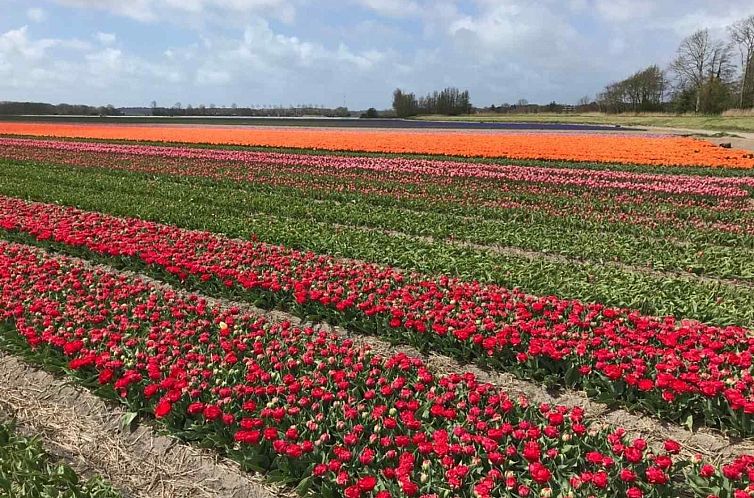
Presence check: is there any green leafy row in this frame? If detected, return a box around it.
[7,154,754,262]
[0,422,121,498]
[210,166,754,250]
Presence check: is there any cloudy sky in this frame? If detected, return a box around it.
[1,0,753,109]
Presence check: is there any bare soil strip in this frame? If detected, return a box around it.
[0,352,283,498]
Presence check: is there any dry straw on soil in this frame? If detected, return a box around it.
[0,352,286,498]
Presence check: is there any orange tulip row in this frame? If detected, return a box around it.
[1,121,753,168]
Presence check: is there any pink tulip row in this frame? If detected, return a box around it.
[1,137,753,198]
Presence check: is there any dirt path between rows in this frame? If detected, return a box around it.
[0,352,283,498]
[641,126,754,153]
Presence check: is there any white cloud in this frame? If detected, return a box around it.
[0,26,80,90]
[445,1,586,70]
[26,8,46,22]
[568,0,588,11]
[0,25,182,102]
[355,0,421,18]
[217,18,385,73]
[0,15,390,107]
[593,0,656,22]
[54,0,157,22]
[83,46,184,88]
[96,32,117,45]
[85,47,123,72]
[0,26,45,60]
[0,26,88,61]
[608,36,628,56]
[663,9,752,36]
[52,0,296,24]
[196,68,231,85]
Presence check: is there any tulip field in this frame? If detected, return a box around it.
[1,121,754,167]
[0,125,753,498]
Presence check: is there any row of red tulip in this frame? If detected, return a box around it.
[0,239,751,497]
[0,196,751,434]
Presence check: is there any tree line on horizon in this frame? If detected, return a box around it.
[149,102,351,118]
[0,101,353,118]
[392,87,472,118]
[0,101,121,116]
[597,15,754,114]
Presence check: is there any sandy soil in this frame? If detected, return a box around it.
[0,352,283,498]
[640,126,754,152]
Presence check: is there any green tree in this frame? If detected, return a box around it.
[598,65,667,113]
[392,89,418,118]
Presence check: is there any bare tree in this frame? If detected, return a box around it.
[707,40,735,82]
[670,30,712,113]
[729,15,754,108]
[671,29,736,113]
